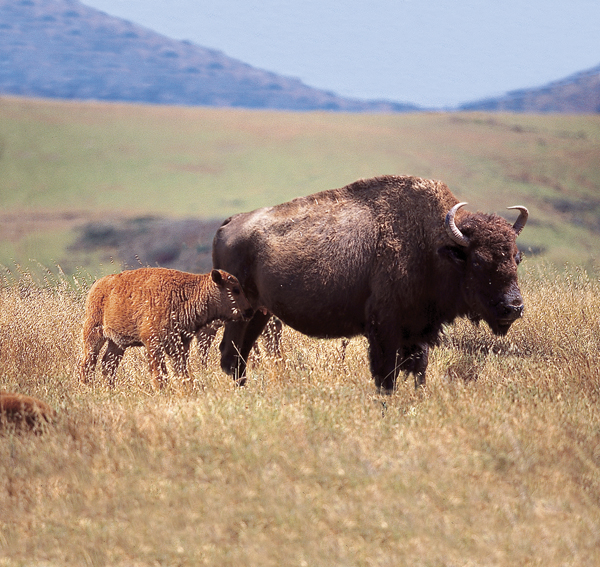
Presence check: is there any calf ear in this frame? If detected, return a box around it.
[438,245,467,268]
[211,269,224,285]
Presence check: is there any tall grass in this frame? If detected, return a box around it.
[1,263,599,566]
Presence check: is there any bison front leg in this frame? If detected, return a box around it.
[197,324,219,367]
[170,335,193,390]
[366,320,399,393]
[367,319,429,392]
[220,310,269,385]
[398,344,429,388]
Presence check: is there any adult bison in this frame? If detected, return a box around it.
[212,175,528,391]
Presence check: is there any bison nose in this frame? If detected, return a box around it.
[502,303,524,319]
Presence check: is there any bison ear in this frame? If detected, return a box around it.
[438,245,467,268]
[211,269,224,285]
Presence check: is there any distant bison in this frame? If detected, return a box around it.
[80,268,253,389]
[212,175,528,391]
[0,392,55,432]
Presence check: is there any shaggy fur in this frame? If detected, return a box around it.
[79,268,252,389]
[213,175,527,391]
[0,392,55,432]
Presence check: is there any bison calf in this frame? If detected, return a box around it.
[80,268,253,389]
[0,392,55,432]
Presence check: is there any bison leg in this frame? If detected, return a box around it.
[367,318,401,393]
[220,310,270,385]
[371,343,429,392]
[262,317,283,359]
[397,344,429,388]
[101,340,125,387]
[145,341,169,390]
[170,335,193,388]
[79,325,106,383]
[196,324,219,367]
[367,318,430,392]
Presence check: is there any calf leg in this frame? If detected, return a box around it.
[101,340,125,387]
[220,310,270,385]
[196,324,219,367]
[262,317,283,359]
[146,341,169,390]
[80,325,106,383]
[171,335,193,388]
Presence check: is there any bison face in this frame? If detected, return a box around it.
[463,245,524,335]
[439,204,528,336]
[211,269,254,321]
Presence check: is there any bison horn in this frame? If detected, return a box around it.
[507,206,528,235]
[445,202,470,247]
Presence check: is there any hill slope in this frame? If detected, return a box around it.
[460,64,600,113]
[0,0,418,112]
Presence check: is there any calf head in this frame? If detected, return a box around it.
[439,203,528,336]
[210,269,254,321]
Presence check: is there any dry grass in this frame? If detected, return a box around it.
[1,264,599,566]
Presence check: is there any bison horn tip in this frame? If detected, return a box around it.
[507,206,529,235]
[445,202,469,247]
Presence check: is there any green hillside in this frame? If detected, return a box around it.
[1,96,599,275]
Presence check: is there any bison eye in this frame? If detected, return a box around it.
[232,287,241,296]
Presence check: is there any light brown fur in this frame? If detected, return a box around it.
[0,392,56,432]
[79,267,252,389]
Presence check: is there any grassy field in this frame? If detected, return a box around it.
[1,97,600,565]
[1,262,599,566]
[1,97,600,274]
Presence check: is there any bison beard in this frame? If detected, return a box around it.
[212,175,528,392]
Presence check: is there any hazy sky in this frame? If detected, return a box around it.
[81,0,600,108]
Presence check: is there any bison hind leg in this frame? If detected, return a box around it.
[220,311,271,385]
[80,324,106,384]
[145,340,169,390]
[101,340,125,387]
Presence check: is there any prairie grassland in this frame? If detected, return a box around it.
[0,264,599,566]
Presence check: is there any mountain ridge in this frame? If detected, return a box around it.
[1,0,598,113]
[460,64,600,113]
[0,0,418,112]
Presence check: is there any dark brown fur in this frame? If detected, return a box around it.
[79,268,252,389]
[212,175,527,391]
[0,392,55,432]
